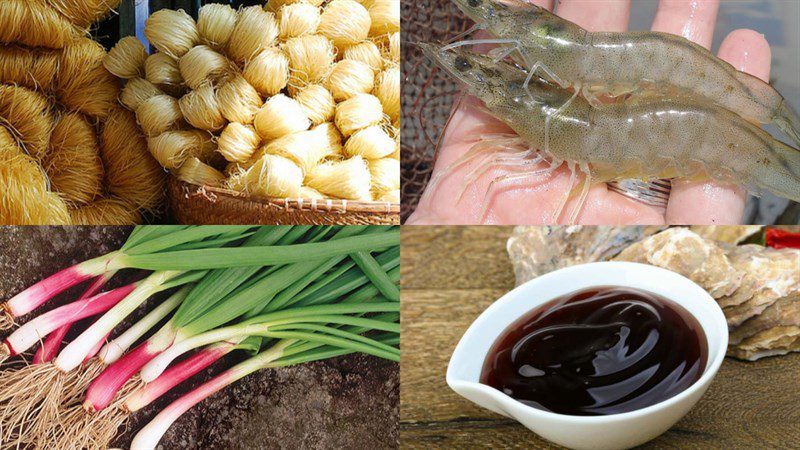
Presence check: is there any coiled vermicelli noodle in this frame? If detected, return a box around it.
[144,9,199,59]
[103,36,147,79]
[367,0,400,35]
[369,157,400,200]
[197,3,237,51]
[0,1,165,224]
[106,0,400,204]
[43,113,104,204]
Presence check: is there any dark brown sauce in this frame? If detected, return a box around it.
[481,286,707,416]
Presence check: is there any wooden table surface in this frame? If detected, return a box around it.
[400,226,800,449]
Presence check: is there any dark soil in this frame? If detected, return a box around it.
[0,226,399,449]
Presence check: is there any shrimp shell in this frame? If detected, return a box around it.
[421,44,800,216]
[451,0,800,147]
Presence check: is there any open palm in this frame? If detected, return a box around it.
[408,0,772,225]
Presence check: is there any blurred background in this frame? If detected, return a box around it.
[401,0,800,223]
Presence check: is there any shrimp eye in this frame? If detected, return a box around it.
[454,56,472,71]
[467,0,481,7]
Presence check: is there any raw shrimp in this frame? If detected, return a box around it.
[421,44,800,223]
[449,0,800,147]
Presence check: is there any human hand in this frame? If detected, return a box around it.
[407,0,772,225]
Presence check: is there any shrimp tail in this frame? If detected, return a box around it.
[773,100,800,148]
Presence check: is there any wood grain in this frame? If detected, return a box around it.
[400,226,800,449]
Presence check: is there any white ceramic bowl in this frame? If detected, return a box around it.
[447,262,728,450]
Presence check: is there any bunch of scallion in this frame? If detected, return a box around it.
[0,225,399,449]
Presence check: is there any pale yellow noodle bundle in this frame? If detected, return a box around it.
[334,93,383,136]
[144,9,199,59]
[145,53,184,88]
[104,36,147,79]
[0,84,53,160]
[318,0,371,49]
[136,95,184,137]
[266,0,325,14]
[262,124,340,174]
[294,84,335,125]
[43,113,103,204]
[388,32,399,62]
[0,126,71,225]
[230,153,303,198]
[367,0,399,35]
[218,122,261,163]
[254,94,310,140]
[374,65,399,121]
[179,45,231,90]
[343,41,383,72]
[344,124,395,159]
[306,155,372,200]
[368,157,399,199]
[227,6,279,62]
[120,78,165,111]
[179,85,227,132]
[390,133,399,159]
[69,198,141,225]
[243,47,289,97]
[0,46,59,91]
[283,34,335,88]
[377,189,399,203]
[327,59,374,101]
[217,76,262,124]
[100,107,166,212]
[315,122,344,155]
[47,0,122,29]
[147,130,215,170]
[176,157,226,187]
[197,3,237,50]
[299,186,325,199]
[0,0,77,49]
[279,3,320,39]
[56,37,120,119]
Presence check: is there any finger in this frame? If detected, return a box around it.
[665,29,771,224]
[556,0,631,32]
[651,0,720,49]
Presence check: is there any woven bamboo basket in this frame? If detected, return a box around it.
[168,177,400,225]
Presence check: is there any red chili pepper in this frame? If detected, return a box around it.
[764,228,800,249]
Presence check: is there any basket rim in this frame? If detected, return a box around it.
[170,177,401,215]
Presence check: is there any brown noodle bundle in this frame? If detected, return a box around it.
[1,126,71,225]
[69,198,141,225]
[0,84,53,160]
[43,113,104,204]
[47,0,122,29]
[56,37,120,119]
[0,45,59,91]
[0,0,77,49]
[100,107,166,212]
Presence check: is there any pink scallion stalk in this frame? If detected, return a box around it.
[124,341,238,413]
[3,283,138,356]
[54,271,184,374]
[83,321,180,412]
[3,252,122,320]
[33,272,116,364]
[129,343,288,450]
